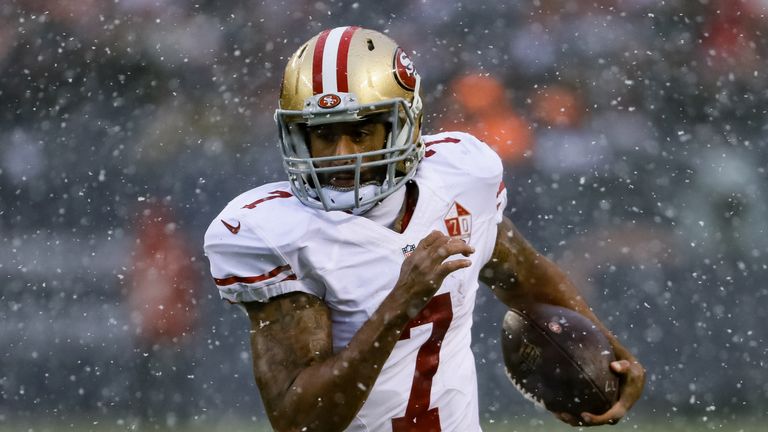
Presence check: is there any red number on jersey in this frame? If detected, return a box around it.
[424,136,460,158]
[241,190,292,209]
[391,292,453,432]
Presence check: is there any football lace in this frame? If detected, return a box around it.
[504,369,546,409]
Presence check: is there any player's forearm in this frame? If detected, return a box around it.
[482,217,627,352]
[484,217,587,310]
[483,250,583,311]
[510,252,637,362]
[268,288,413,431]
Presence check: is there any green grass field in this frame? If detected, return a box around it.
[3,415,765,432]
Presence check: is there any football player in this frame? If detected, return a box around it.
[204,27,644,431]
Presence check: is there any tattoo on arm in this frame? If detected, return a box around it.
[244,293,333,416]
[480,217,540,299]
[242,289,408,431]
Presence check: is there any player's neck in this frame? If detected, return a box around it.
[362,184,407,229]
[394,181,418,233]
[362,182,418,232]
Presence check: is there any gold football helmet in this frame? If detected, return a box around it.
[275,26,424,214]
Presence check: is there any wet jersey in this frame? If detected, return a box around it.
[204,131,508,432]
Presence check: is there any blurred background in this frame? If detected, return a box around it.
[1,0,767,430]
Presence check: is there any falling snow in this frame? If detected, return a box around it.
[1,0,767,430]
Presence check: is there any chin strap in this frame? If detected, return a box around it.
[321,184,382,215]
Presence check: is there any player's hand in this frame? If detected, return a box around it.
[395,230,474,317]
[555,357,645,427]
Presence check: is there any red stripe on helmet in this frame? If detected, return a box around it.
[312,30,331,94]
[335,26,359,93]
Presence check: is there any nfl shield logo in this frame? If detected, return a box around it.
[444,202,472,241]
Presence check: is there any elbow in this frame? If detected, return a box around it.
[266,398,356,432]
[267,410,313,432]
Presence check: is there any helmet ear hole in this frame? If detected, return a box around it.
[297,43,309,59]
[367,39,375,51]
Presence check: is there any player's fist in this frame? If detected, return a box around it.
[395,230,474,317]
[576,358,646,427]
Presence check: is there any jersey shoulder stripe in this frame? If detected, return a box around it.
[420,131,503,180]
[417,131,504,198]
[424,136,461,157]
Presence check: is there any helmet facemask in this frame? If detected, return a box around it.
[276,84,424,214]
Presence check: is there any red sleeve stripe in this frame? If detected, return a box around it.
[497,180,506,197]
[214,264,295,287]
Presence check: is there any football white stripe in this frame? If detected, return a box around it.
[321,27,347,93]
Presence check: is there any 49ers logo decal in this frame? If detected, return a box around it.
[318,93,341,109]
[393,47,417,91]
[444,201,472,242]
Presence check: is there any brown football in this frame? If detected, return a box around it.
[501,303,619,416]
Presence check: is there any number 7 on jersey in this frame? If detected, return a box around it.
[391,292,453,432]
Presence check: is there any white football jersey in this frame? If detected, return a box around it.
[204,131,508,432]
